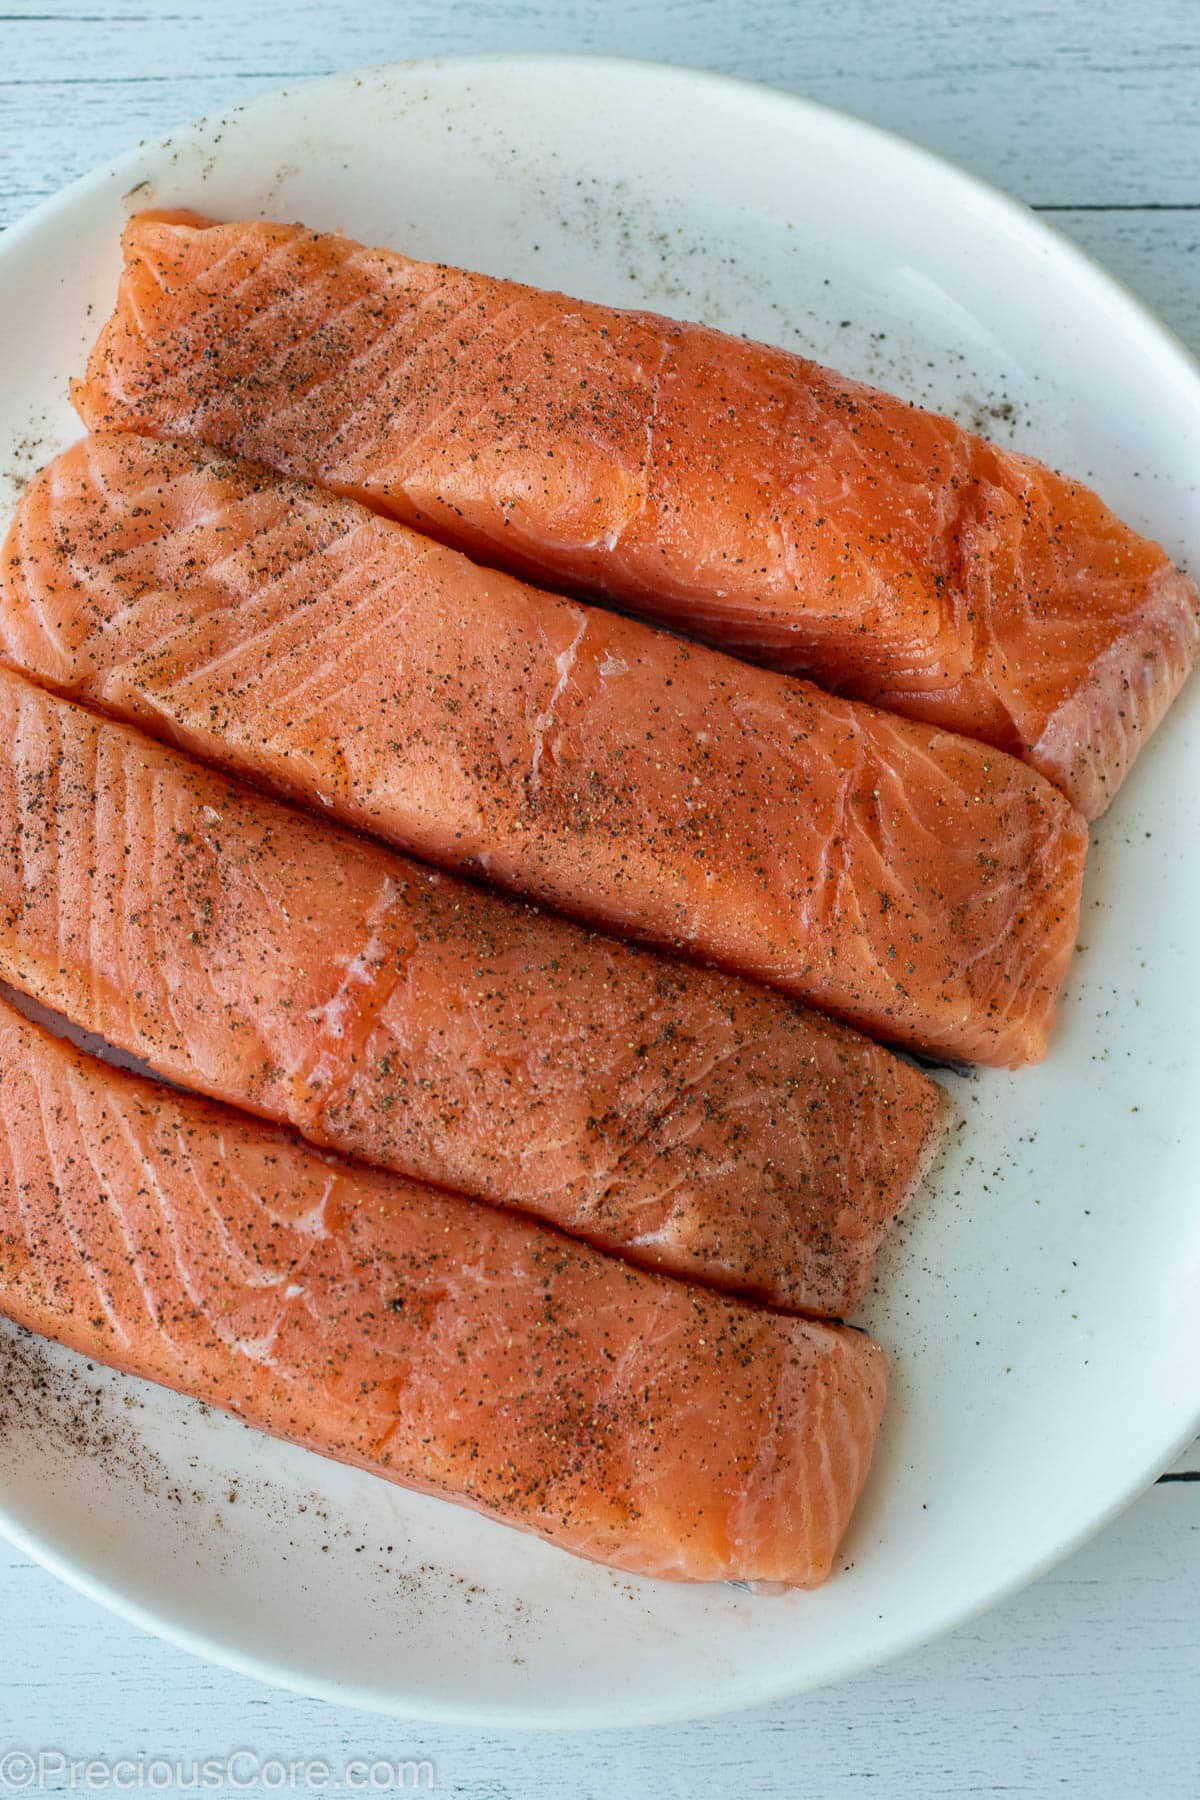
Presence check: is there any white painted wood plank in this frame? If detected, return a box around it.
[1044,210,1200,357]
[0,1470,1196,1796]
[0,0,1198,223]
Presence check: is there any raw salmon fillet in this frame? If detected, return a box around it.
[1,433,1088,1066]
[72,212,1199,819]
[0,995,888,1587]
[0,667,945,1316]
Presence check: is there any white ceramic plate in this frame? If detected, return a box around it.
[0,56,1197,1728]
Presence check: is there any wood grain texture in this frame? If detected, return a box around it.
[0,1,1196,1790]
[1,0,1199,220]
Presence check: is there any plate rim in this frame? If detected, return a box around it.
[3,1375,1198,1730]
[0,51,1197,1729]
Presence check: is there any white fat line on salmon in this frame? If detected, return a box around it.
[528,609,588,790]
[312,933,391,1040]
[634,338,672,533]
[307,875,402,1041]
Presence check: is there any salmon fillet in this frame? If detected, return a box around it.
[71,212,1199,820]
[0,667,945,1316]
[0,434,1088,1067]
[0,995,888,1587]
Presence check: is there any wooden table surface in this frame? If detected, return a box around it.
[0,3,1197,1793]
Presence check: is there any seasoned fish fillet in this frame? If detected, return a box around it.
[0,434,1088,1067]
[72,210,1200,818]
[0,996,888,1587]
[0,666,946,1315]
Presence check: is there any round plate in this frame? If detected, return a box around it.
[0,56,1197,1728]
